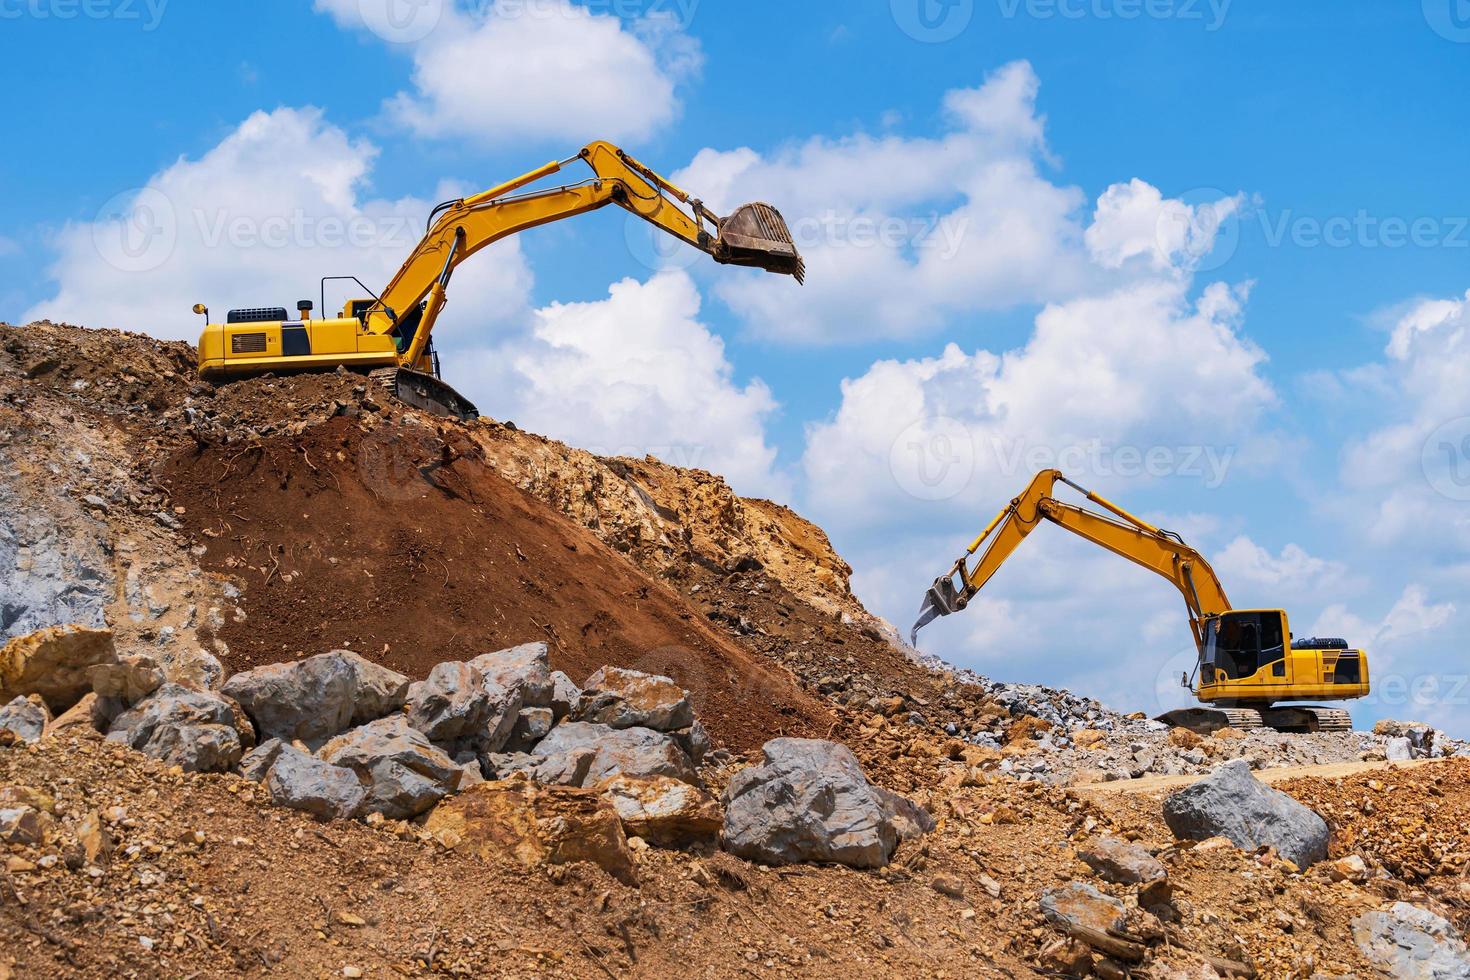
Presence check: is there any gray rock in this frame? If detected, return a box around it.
[222,651,409,746]
[1040,882,1127,934]
[239,738,286,782]
[574,666,693,732]
[875,786,936,843]
[470,643,552,708]
[86,653,165,705]
[671,720,712,767]
[319,716,461,819]
[1078,837,1167,884]
[0,695,49,743]
[482,751,542,780]
[504,706,554,753]
[265,746,365,821]
[549,670,581,721]
[1162,760,1330,868]
[106,683,247,773]
[1386,737,1414,762]
[1352,902,1470,978]
[533,721,697,787]
[406,661,520,749]
[168,648,224,691]
[721,738,902,869]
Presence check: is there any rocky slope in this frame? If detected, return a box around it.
[4,321,1470,979]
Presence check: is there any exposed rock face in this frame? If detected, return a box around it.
[504,707,554,754]
[532,722,698,788]
[0,695,49,743]
[470,643,553,709]
[45,692,118,736]
[424,779,636,885]
[86,653,165,705]
[1078,837,1168,885]
[722,738,924,869]
[105,683,250,773]
[598,775,723,848]
[875,786,937,843]
[575,667,694,732]
[221,651,410,746]
[406,661,520,750]
[319,716,461,820]
[1352,902,1470,978]
[265,746,366,822]
[0,625,117,712]
[1162,760,1330,869]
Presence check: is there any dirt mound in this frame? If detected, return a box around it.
[157,415,829,751]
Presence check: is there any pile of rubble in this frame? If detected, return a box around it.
[1,624,930,882]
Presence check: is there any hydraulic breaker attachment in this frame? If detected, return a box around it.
[911,565,971,646]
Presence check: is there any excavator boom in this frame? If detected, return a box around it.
[193,141,803,418]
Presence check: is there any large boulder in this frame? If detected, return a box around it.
[406,661,520,750]
[239,738,286,782]
[470,643,553,708]
[1352,902,1470,978]
[86,653,165,706]
[424,778,636,885]
[0,625,117,713]
[574,667,694,732]
[532,722,698,787]
[265,746,366,822]
[721,738,926,869]
[598,775,723,849]
[1039,882,1128,935]
[0,695,49,743]
[221,651,409,746]
[549,670,582,721]
[1162,760,1330,868]
[319,716,461,820]
[106,683,250,773]
[504,707,554,754]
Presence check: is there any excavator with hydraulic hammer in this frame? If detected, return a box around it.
[191,140,804,419]
[910,470,1371,733]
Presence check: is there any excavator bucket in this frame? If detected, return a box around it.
[910,573,968,646]
[714,203,806,283]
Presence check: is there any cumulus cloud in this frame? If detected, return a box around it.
[464,270,787,498]
[26,107,532,341]
[320,0,701,145]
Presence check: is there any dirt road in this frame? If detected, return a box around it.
[1071,756,1452,795]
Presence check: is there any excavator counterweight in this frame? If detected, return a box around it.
[191,141,804,418]
[911,470,1371,734]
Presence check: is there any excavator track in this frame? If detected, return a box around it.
[1157,705,1354,735]
[367,367,479,422]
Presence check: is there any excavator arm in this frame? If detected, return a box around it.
[364,140,804,368]
[910,470,1232,649]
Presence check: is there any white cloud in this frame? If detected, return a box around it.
[1213,535,1353,608]
[802,276,1273,530]
[1086,178,1244,273]
[26,107,532,341]
[322,0,701,145]
[675,61,1095,343]
[465,270,786,498]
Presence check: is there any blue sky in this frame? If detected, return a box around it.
[5,1,1469,734]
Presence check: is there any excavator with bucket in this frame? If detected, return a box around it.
[910,470,1371,733]
[191,141,804,418]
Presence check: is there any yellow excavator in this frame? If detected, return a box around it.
[910,470,1370,733]
[191,140,804,418]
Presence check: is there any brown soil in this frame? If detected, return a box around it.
[156,416,830,752]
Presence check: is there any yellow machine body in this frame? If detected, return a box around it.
[193,140,803,415]
[911,469,1370,730]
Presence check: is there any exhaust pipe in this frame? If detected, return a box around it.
[714,202,806,283]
